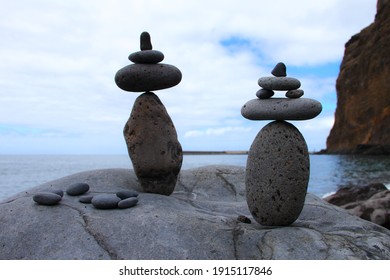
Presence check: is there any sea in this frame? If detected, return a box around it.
[0,154,389,201]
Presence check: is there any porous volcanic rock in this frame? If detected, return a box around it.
[1,166,390,260]
[326,0,390,154]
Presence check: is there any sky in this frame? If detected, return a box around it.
[0,0,377,154]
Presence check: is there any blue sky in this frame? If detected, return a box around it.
[0,0,377,154]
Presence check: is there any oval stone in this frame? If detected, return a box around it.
[246,121,309,226]
[116,190,139,200]
[115,63,182,92]
[258,76,300,90]
[256,89,274,99]
[33,192,62,206]
[50,189,64,197]
[79,195,94,204]
[286,89,304,98]
[66,183,90,196]
[129,50,164,64]
[118,197,138,209]
[92,194,121,209]
[241,98,322,121]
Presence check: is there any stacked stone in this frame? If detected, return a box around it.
[115,32,183,196]
[241,63,322,226]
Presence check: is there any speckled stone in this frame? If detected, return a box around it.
[256,89,274,99]
[118,197,138,209]
[115,63,182,92]
[246,121,309,226]
[286,89,304,98]
[33,192,62,206]
[91,194,121,209]
[66,183,89,196]
[258,76,300,90]
[241,98,322,121]
[124,92,183,195]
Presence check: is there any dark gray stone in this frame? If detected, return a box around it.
[33,192,62,206]
[118,197,138,209]
[116,190,139,200]
[124,92,183,195]
[51,189,64,197]
[140,31,152,50]
[258,76,300,90]
[246,121,310,226]
[115,63,182,92]
[79,195,94,204]
[66,183,89,196]
[129,50,164,64]
[271,62,287,77]
[286,89,304,98]
[256,88,274,99]
[241,98,322,120]
[92,194,121,209]
[1,167,390,259]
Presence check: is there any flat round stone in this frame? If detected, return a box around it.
[129,50,164,64]
[115,63,182,92]
[118,197,138,209]
[66,183,89,196]
[92,194,121,209]
[258,76,300,90]
[256,89,274,99]
[286,89,304,98]
[33,192,62,206]
[116,190,139,200]
[241,98,322,120]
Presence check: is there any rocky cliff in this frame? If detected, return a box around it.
[326,0,390,154]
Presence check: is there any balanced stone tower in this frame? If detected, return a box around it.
[115,32,183,196]
[241,63,322,226]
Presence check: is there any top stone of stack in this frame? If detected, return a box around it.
[115,32,182,92]
[241,62,322,121]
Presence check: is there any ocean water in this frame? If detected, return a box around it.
[0,154,389,201]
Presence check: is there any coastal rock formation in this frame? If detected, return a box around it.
[326,0,390,154]
[324,183,390,229]
[1,166,390,260]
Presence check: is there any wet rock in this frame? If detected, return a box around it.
[66,183,89,196]
[33,192,62,206]
[124,92,182,195]
[246,121,310,226]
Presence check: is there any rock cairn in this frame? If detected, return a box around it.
[115,32,183,196]
[32,183,139,210]
[241,62,322,226]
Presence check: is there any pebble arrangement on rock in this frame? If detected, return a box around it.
[241,62,322,226]
[115,32,183,196]
[32,183,139,210]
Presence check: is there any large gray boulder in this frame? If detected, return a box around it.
[1,166,389,260]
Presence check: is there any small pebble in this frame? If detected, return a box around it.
[92,194,121,209]
[140,31,152,50]
[33,192,62,206]
[50,189,64,197]
[66,183,90,196]
[286,89,304,98]
[116,190,139,200]
[271,62,287,77]
[256,89,274,99]
[79,195,94,204]
[118,197,139,209]
[237,215,252,224]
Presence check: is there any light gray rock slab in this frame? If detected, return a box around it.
[241,98,322,120]
[1,166,389,260]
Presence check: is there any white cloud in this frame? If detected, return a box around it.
[0,0,377,153]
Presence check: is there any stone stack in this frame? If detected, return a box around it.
[115,32,183,196]
[241,63,322,226]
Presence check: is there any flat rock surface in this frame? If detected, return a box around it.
[1,166,390,260]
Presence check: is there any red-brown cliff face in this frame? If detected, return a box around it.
[326,0,390,154]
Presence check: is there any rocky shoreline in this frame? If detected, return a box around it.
[1,165,389,260]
